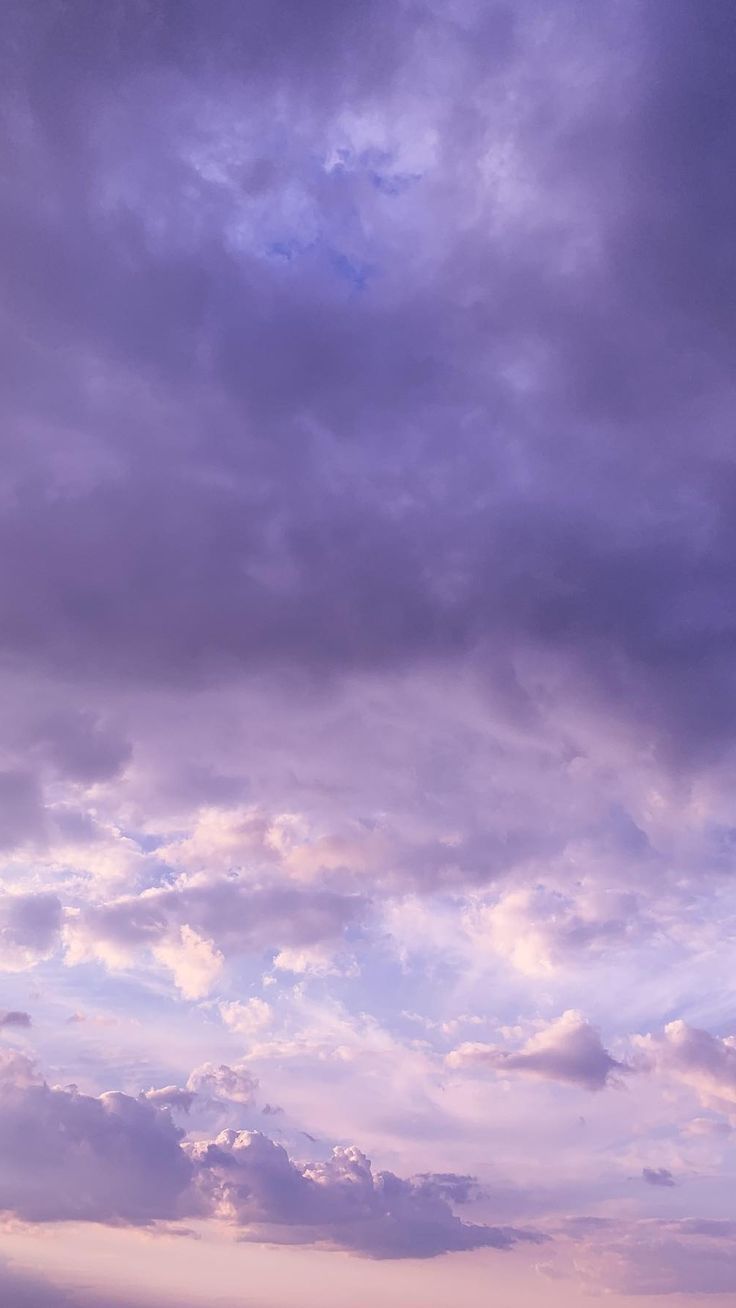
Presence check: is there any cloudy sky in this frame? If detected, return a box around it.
[1,1,736,1304]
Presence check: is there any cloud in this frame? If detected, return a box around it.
[188,1131,543,1259]
[0,1011,31,1029]
[28,708,131,784]
[219,998,273,1037]
[64,881,365,994]
[635,1020,736,1120]
[468,884,643,976]
[567,1218,736,1296]
[641,1166,676,1188]
[140,1086,197,1114]
[152,925,224,1000]
[186,1061,258,1107]
[447,1011,626,1091]
[0,1045,540,1260]
[0,771,46,850]
[0,1048,191,1223]
[272,945,359,978]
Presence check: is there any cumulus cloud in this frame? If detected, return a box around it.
[0,771,46,850]
[140,1086,197,1114]
[0,1048,191,1223]
[684,1116,732,1138]
[447,1011,626,1091]
[0,1046,539,1260]
[219,998,273,1037]
[188,1131,543,1259]
[186,1061,258,1107]
[29,709,131,785]
[635,1020,736,1121]
[152,926,224,1000]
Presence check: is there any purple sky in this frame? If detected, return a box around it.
[1,2,736,1304]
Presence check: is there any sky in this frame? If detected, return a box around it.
[1,0,736,1304]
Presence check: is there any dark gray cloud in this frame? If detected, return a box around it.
[140,1085,197,1113]
[0,772,46,849]
[140,1062,260,1133]
[186,1061,258,1106]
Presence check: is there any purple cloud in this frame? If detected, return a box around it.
[636,1020,736,1120]
[0,893,63,971]
[641,1167,676,1188]
[0,1049,191,1223]
[447,1012,626,1091]
[188,1131,543,1259]
[0,1045,540,1260]
[0,1010,31,1029]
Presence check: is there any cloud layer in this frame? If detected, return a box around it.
[2,1,736,1304]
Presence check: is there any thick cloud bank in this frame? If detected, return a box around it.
[0,0,734,768]
[189,1131,541,1258]
[0,1049,191,1223]
[0,1047,537,1259]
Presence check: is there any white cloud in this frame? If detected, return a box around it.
[187,1060,258,1106]
[153,926,224,999]
[219,997,273,1036]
